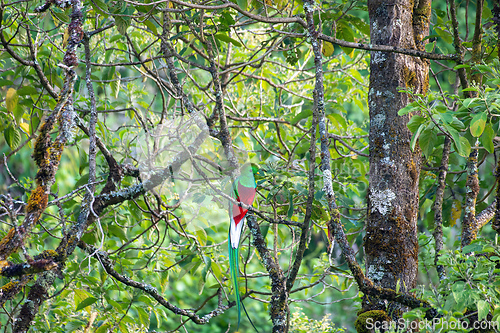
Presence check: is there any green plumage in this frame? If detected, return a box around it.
[228,163,261,332]
[237,164,258,188]
[228,239,241,328]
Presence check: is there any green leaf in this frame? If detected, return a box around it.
[314,190,324,200]
[136,306,150,327]
[108,225,128,242]
[74,289,94,313]
[287,192,294,219]
[17,86,38,95]
[425,41,435,52]
[115,16,131,35]
[31,115,40,133]
[237,0,247,11]
[134,1,158,13]
[470,112,487,137]
[456,136,471,157]
[261,224,270,239]
[462,243,482,254]
[52,9,70,23]
[13,105,24,125]
[410,124,425,151]
[454,64,470,70]
[153,308,164,328]
[110,74,120,98]
[291,109,312,125]
[480,123,495,153]
[201,255,211,282]
[138,295,154,307]
[4,126,21,150]
[474,64,494,74]
[0,79,13,86]
[95,324,111,333]
[481,245,496,253]
[398,104,416,116]
[327,113,347,130]
[109,35,122,43]
[64,320,85,332]
[144,19,158,35]
[178,258,201,280]
[90,0,109,16]
[477,300,489,321]
[407,115,426,133]
[449,116,465,131]
[337,20,355,56]
[452,281,466,303]
[0,70,14,77]
[220,11,236,29]
[462,97,479,108]
[344,15,370,35]
[214,34,242,47]
[463,87,479,92]
[441,123,462,154]
[75,297,98,311]
[74,174,90,189]
[192,193,206,204]
[105,297,125,314]
[419,126,437,158]
[104,49,114,64]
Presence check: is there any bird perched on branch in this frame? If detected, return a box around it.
[228,164,259,331]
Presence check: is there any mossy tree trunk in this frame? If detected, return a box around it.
[363,0,431,318]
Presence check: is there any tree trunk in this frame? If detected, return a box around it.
[363,0,431,318]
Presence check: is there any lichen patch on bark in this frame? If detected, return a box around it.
[369,189,396,215]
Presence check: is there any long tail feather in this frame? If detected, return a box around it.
[228,236,241,329]
[229,230,261,333]
[242,300,261,333]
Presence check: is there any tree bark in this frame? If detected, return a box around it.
[363,0,430,318]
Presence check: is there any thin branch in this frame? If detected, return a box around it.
[462,147,480,247]
[432,136,451,280]
[80,242,229,324]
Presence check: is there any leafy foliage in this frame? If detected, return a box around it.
[403,237,500,332]
[290,308,345,332]
[0,0,499,332]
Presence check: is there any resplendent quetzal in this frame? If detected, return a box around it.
[228,164,258,330]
